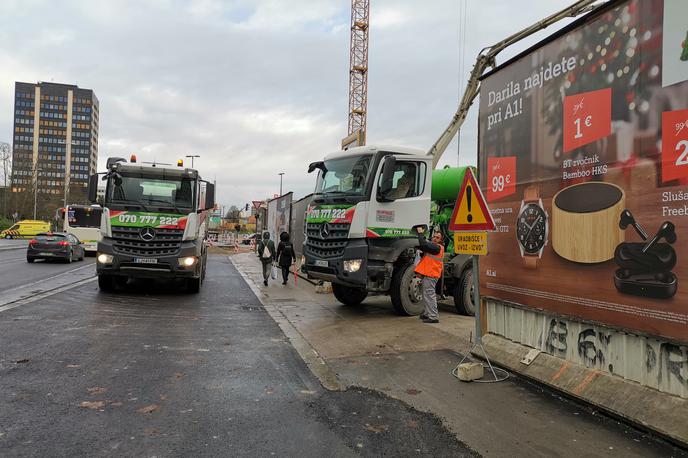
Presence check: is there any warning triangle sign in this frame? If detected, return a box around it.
[448,168,496,231]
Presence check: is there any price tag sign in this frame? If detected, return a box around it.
[662,109,688,183]
[487,156,516,202]
[563,88,612,153]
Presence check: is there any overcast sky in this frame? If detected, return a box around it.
[0,0,582,209]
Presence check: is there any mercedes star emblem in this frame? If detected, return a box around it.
[140,227,156,241]
[319,223,330,239]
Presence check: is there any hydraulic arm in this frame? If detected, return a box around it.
[427,0,605,168]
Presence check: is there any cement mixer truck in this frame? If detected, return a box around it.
[303,147,475,315]
[303,0,600,315]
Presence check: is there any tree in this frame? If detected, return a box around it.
[0,142,11,218]
[225,205,241,222]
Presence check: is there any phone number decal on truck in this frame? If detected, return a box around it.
[306,205,355,223]
[110,211,188,229]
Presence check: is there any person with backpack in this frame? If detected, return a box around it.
[276,231,297,285]
[257,231,276,286]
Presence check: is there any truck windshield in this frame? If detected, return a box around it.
[107,175,195,212]
[315,155,372,196]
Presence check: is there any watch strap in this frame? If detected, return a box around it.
[524,185,539,202]
[524,256,539,269]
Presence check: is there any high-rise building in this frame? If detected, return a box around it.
[11,81,99,216]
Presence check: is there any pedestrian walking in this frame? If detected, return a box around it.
[276,231,297,285]
[413,226,444,324]
[257,231,276,286]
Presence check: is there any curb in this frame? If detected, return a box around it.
[477,333,688,448]
[229,256,345,392]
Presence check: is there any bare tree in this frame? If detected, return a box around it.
[225,205,241,223]
[0,142,11,218]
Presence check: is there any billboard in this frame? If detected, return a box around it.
[478,0,688,343]
[266,192,293,243]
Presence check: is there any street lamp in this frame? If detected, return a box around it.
[278,172,285,196]
[33,168,43,220]
[185,155,200,168]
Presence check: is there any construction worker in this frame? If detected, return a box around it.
[414,226,444,324]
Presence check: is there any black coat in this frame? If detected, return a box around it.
[276,242,296,267]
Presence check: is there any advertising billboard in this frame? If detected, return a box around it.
[266,192,293,243]
[478,0,688,343]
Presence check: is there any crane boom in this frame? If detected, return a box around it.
[427,0,606,168]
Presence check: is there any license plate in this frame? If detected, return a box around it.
[314,260,328,268]
[134,258,157,264]
[39,252,53,256]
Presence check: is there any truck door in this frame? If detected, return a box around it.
[368,157,431,238]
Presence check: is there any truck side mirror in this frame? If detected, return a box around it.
[88,174,99,203]
[204,183,215,210]
[378,155,397,201]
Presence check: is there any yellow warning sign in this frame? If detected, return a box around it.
[448,168,496,232]
[454,232,488,255]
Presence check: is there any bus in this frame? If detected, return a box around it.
[56,205,103,253]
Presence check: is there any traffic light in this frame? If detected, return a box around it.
[245,203,249,211]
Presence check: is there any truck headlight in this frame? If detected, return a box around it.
[178,256,197,267]
[97,253,113,264]
[344,259,363,273]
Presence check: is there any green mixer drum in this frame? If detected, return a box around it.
[431,166,470,201]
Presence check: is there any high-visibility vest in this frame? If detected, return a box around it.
[414,244,444,278]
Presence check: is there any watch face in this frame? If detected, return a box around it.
[517,203,547,254]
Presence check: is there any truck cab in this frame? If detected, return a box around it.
[303,145,475,316]
[89,157,215,293]
[303,146,432,312]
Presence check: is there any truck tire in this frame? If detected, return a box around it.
[98,274,114,292]
[332,283,367,306]
[187,277,201,293]
[390,262,425,316]
[454,268,476,316]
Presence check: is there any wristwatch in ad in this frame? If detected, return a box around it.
[517,185,549,269]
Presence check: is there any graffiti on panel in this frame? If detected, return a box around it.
[544,319,568,357]
[646,343,688,387]
[577,329,612,369]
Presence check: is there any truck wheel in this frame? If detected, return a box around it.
[98,274,114,292]
[454,268,476,316]
[187,277,201,293]
[332,283,367,306]
[390,262,425,316]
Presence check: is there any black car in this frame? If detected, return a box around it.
[27,232,85,263]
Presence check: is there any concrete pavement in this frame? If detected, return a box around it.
[231,252,687,457]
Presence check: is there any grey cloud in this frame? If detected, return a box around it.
[1,0,576,208]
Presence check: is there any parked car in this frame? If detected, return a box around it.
[27,232,85,263]
[1,220,51,239]
[242,233,259,245]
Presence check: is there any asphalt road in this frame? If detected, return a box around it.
[0,255,475,457]
[0,240,96,310]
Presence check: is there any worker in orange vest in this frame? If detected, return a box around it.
[414,226,445,324]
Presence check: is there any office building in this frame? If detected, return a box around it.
[11,81,99,212]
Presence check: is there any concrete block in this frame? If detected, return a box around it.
[457,362,484,382]
[315,281,332,294]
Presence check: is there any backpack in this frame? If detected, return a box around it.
[280,243,293,263]
[260,241,272,259]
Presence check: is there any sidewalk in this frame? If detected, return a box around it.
[230,252,683,457]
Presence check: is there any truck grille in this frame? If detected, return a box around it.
[111,226,184,257]
[305,222,349,259]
